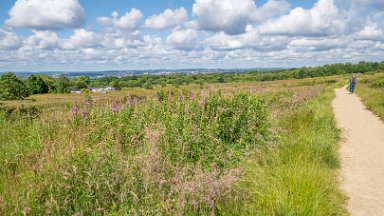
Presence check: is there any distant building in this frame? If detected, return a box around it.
[91,86,116,94]
[70,90,82,94]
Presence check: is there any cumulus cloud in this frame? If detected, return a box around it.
[97,9,143,30]
[23,31,59,50]
[0,29,22,50]
[192,0,257,35]
[6,0,85,30]
[289,38,348,52]
[145,8,188,30]
[355,24,384,41]
[252,0,291,22]
[166,28,198,50]
[61,29,99,50]
[259,0,345,37]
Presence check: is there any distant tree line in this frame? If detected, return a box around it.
[1,61,383,100]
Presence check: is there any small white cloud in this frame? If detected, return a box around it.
[24,31,59,50]
[252,0,291,22]
[145,8,188,30]
[289,38,347,52]
[61,29,99,50]
[192,0,257,35]
[6,0,85,30]
[0,29,22,50]
[166,28,197,50]
[355,24,384,41]
[97,9,143,30]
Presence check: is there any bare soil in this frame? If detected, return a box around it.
[333,87,384,215]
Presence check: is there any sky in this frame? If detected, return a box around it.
[0,0,383,72]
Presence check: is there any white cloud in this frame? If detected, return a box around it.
[192,0,257,35]
[288,38,347,52]
[259,0,345,37]
[6,0,85,30]
[24,31,59,50]
[0,29,22,50]
[355,24,384,41]
[166,28,198,50]
[145,8,188,30]
[97,9,143,30]
[252,0,291,22]
[61,29,99,50]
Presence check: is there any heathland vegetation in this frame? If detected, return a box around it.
[1,61,383,214]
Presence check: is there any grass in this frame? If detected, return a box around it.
[355,72,384,119]
[221,86,346,215]
[0,77,347,215]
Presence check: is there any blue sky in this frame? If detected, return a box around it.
[0,0,383,72]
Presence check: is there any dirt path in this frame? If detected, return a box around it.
[332,87,384,215]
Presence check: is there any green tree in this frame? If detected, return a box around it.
[26,75,49,94]
[0,72,30,100]
[55,75,71,93]
[110,80,122,90]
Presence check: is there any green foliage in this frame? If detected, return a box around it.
[0,72,30,100]
[26,75,49,94]
[54,75,71,93]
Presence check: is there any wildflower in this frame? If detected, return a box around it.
[81,108,88,118]
[50,113,55,122]
[121,102,126,110]
[85,100,91,107]
[200,97,206,105]
[111,100,118,113]
[71,105,78,116]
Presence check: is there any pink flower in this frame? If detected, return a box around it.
[71,105,78,116]
[111,100,118,113]
[81,108,88,118]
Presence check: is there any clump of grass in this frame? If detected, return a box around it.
[356,73,384,118]
[221,87,347,215]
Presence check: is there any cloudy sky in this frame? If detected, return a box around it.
[0,0,383,71]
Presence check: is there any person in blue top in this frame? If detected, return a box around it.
[349,75,357,93]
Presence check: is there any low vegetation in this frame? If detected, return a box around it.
[0,75,347,215]
[356,72,384,119]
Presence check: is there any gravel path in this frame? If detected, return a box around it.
[332,87,384,215]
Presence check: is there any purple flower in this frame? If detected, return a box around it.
[85,100,91,107]
[71,105,78,116]
[81,108,88,118]
[111,100,118,113]
[50,113,55,122]
[121,102,126,110]
[200,97,206,105]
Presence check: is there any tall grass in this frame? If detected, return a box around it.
[356,73,384,118]
[0,91,269,215]
[222,87,346,215]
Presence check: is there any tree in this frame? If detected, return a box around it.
[55,75,71,93]
[110,80,122,90]
[26,75,49,94]
[0,72,30,100]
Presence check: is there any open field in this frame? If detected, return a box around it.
[1,75,348,215]
[355,72,384,119]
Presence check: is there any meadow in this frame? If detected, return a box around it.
[355,73,384,119]
[0,75,348,215]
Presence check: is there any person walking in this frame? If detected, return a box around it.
[349,75,357,93]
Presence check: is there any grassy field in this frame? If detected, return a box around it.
[355,72,384,119]
[0,76,347,215]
